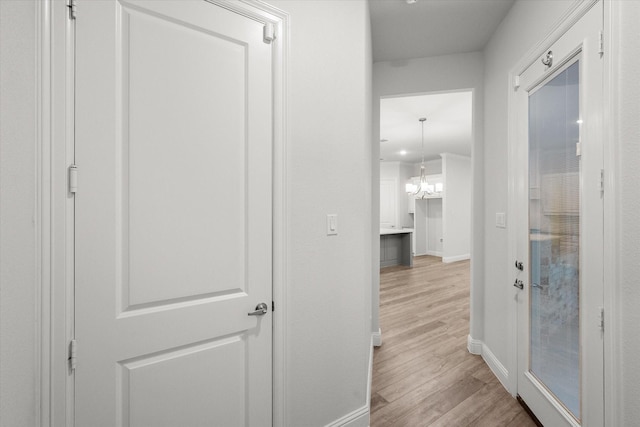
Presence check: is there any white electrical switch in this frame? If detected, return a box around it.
[327,214,338,235]
[496,212,506,228]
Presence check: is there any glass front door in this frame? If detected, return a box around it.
[528,60,581,420]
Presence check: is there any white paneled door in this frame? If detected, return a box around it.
[513,2,603,426]
[74,1,273,426]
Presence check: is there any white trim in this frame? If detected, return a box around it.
[326,339,373,427]
[506,0,601,398]
[217,2,291,426]
[367,336,373,409]
[466,334,483,355]
[511,0,599,77]
[602,1,622,425]
[424,250,442,257]
[442,253,470,263]
[481,343,510,393]
[226,2,291,427]
[523,372,581,427]
[324,406,370,427]
[466,337,511,396]
[372,328,382,347]
[47,0,78,424]
[36,1,51,424]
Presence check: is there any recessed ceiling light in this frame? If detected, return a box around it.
[400,150,407,155]
[406,0,417,4]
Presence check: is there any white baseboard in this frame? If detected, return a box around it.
[372,329,382,347]
[324,337,374,427]
[481,343,509,391]
[425,250,443,257]
[367,336,373,411]
[467,335,483,355]
[324,405,369,427]
[466,336,510,393]
[442,253,470,263]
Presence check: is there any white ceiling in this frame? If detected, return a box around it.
[372,0,514,164]
[369,0,515,63]
[380,91,472,163]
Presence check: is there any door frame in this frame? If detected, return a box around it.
[38,1,289,425]
[506,0,619,424]
[374,88,480,349]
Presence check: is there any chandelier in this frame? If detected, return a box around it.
[405,117,434,198]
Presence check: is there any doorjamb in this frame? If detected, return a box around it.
[42,1,290,425]
[39,0,76,424]
[602,1,622,425]
[505,0,610,411]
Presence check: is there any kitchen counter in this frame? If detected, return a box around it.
[380,228,413,268]
[380,228,414,236]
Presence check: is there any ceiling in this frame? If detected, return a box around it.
[380,91,472,163]
[372,0,514,165]
[369,0,515,63]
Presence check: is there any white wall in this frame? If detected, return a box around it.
[614,1,640,423]
[0,1,38,426]
[415,158,442,176]
[482,0,576,380]
[442,153,471,262]
[373,52,484,343]
[0,1,373,426]
[266,1,372,425]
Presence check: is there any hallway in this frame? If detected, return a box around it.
[370,256,537,426]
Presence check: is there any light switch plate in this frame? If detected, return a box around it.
[496,212,506,228]
[327,214,338,235]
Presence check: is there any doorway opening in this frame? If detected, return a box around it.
[377,89,474,312]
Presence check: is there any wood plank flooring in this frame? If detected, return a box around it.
[371,256,537,427]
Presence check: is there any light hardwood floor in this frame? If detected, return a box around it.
[371,255,538,427]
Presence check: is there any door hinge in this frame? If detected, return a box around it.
[66,0,77,20]
[598,30,604,56]
[263,22,275,44]
[69,164,78,194]
[600,169,605,195]
[513,75,520,91]
[68,339,77,371]
[598,307,605,332]
[576,142,582,157]
[272,301,275,312]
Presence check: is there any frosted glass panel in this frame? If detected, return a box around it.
[528,61,580,419]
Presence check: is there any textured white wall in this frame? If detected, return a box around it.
[0,1,38,426]
[482,0,574,368]
[0,1,373,426]
[616,1,640,423]
[373,52,485,342]
[267,1,372,425]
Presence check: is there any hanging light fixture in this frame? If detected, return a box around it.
[405,117,433,198]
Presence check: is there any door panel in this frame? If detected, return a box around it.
[75,1,272,426]
[529,60,581,419]
[380,178,397,228]
[514,2,603,426]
